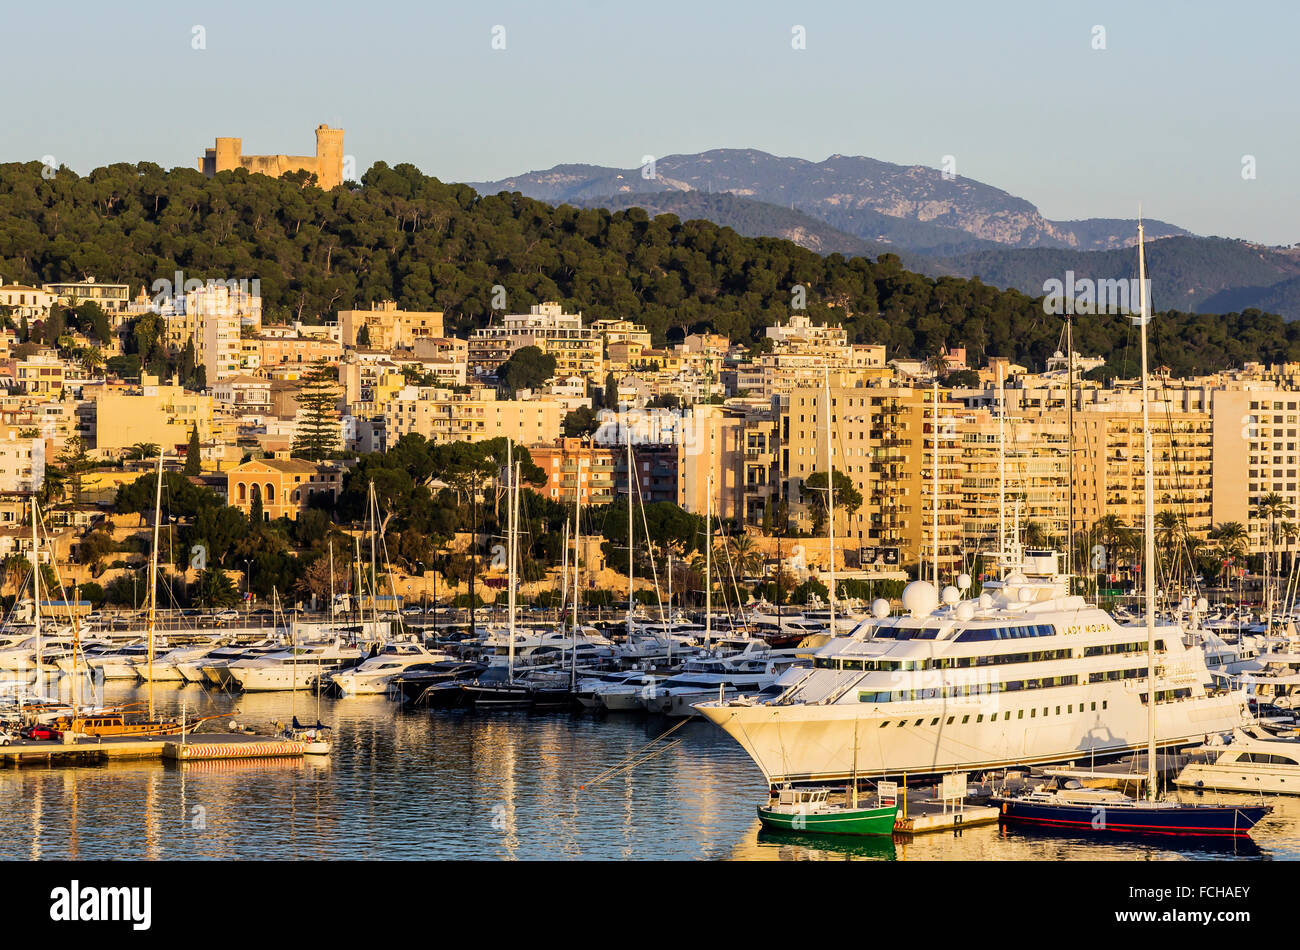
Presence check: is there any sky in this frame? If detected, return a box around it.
[4,0,1297,244]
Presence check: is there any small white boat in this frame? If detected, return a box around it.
[1176,727,1300,795]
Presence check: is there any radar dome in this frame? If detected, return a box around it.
[901,581,939,618]
[978,593,993,609]
[955,601,975,621]
[1017,587,1035,603]
[1197,597,1209,612]
[957,573,972,590]
[942,585,960,605]
[871,598,890,619]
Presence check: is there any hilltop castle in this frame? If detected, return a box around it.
[198,124,344,189]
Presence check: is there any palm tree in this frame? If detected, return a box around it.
[80,347,103,377]
[1091,514,1129,574]
[1283,521,1299,576]
[125,442,160,462]
[1208,521,1249,588]
[1257,492,1292,614]
[1154,509,1187,593]
[721,532,764,581]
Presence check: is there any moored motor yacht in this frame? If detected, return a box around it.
[226,639,363,692]
[328,642,452,696]
[1175,726,1300,794]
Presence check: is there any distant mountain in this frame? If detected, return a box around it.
[470,148,1190,254]
[570,191,930,268]
[470,148,1300,318]
[934,238,1300,314]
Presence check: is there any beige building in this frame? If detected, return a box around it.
[338,301,445,350]
[85,376,214,456]
[384,386,563,446]
[1211,386,1300,553]
[469,303,604,381]
[199,124,344,190]
[1072,387,1214,540]
[227,456,345,521]
[780,381,964,581]
[0,425,44,493]
[959,405,1070,553]
[0,281,57,321]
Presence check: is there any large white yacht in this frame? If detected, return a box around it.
[696,549,1246,785]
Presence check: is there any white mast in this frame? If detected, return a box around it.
[627,432,635,644]
[572,459,581,661]
[998,363,1006,576]
[932,372,940,587]
[705,463,713,650]
[1138,217,1158,801]
[31,496,41,698]
[506,441,516,682]
[823,365,836,634]
[147,451,164,720]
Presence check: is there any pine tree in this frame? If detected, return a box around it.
[291,360,342,460]
[184,425,201,475]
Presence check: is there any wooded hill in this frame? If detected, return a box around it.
[1,160,1297,375]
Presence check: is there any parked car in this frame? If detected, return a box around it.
[401,606,423,616]
[21,724,59,741]
[0,730,14,746]
[215,610,240,622]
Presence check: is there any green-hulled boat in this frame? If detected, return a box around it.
[757,787,898,836]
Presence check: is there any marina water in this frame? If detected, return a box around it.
[2,682,1298,861]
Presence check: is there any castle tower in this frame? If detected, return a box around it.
[214,137,242,173]
[314,125,345,189]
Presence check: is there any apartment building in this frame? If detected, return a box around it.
[338,300,444,349]
[468,303,604,380]
[384,386,563,446]
[780,380,964,581]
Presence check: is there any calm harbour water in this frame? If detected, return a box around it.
[2,683,1298,861]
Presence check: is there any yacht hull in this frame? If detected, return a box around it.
[992,797,1270,838]
[696,686,1245,785]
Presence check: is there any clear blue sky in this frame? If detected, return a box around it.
[6,0,1297,244]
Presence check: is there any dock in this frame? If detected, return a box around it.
[0,733,309,767]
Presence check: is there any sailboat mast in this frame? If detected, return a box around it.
[1066,315,1075,584]
[932,373,940,587]
[998,363,1006,577]
[506,441,516,682]
[705,464,712,650]
[823,365,836,633]
[572,465,580,644]
[31,496,41,697]
[627,433,635,644]
[1138,218,1158,800]
[147,451,164,720]
[368,481,378,623]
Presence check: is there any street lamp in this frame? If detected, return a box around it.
[243,558,253,626]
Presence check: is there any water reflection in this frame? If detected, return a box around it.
[1,682,1298,860]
